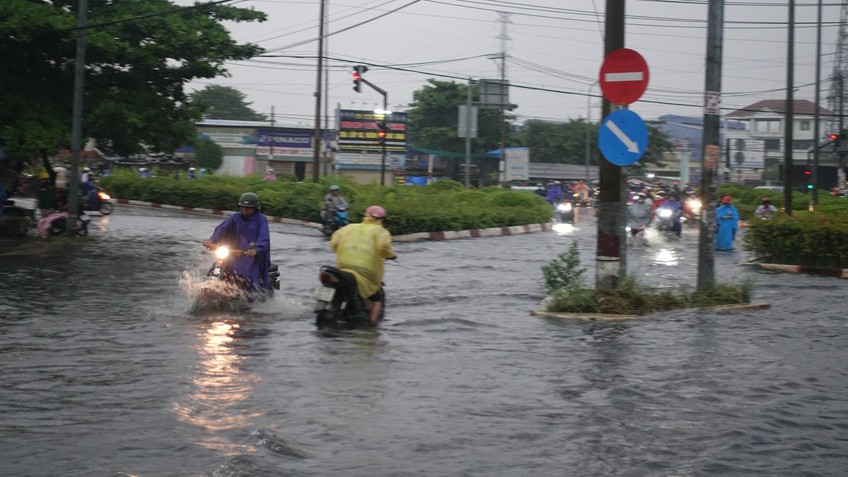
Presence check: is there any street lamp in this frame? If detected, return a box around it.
[585,81,599,181]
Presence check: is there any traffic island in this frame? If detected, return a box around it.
[743,261,848,279]
[531,302,771,321]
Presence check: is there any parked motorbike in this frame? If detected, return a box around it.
[200,244,281,307]
[321,204,350,237]
[313,265,384,329]
[83,187,113,215]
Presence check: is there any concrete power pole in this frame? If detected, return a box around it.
[783,1,795,215]
[696,0,724,293]
[311,0,326,183]
[595,0,626,291]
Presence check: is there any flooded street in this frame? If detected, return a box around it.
[1,206,847,476]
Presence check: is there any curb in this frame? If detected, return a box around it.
[749,261,848,279]
[531,302,771,321]
[115,199,552,242]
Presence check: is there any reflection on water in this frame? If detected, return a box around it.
[652,247,681,266]
[173,319,262,455]
[551,222,578,236]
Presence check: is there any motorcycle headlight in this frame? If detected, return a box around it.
[657,209,672,218]
[98,191,111,200]
[215,246,230,259]
[687,199,702,210]
[557,203,572,212]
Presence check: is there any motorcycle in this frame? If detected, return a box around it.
[555,198,575,224]
[313,265,384,329]
[321,204,350,237]
[682,197,701,224]
[200,244,281,307]
[655,207,681,237]
[83,187,113,215]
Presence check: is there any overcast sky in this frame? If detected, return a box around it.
[175,0,844,129]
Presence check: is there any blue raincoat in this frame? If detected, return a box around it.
[716,203,740,250]
[208,211,271,289]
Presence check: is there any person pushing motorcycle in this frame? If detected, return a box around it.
[329,205,396,324]
[203,192,272,290]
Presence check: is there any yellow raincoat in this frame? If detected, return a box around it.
[330,216,396,299]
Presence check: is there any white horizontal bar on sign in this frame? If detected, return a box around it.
[604,72,644,82]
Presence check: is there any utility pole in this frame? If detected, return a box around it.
[497,12,511,186]
[68,0,88,235]
[595,0,626,291]
[465,80,473,188]
[813,0,822,209]
[696,0,724,293]
[783,1,795,214]
[311,0,326,183]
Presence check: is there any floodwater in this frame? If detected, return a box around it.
[1,206,847,476]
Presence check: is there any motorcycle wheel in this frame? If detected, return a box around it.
[315,307,336,328]
[99,202,114,215]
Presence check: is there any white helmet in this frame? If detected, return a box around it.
[189,167,196,171]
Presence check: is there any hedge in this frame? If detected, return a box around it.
[744,211,848,268]
[99,172,553,235]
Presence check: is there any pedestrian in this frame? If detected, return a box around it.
[36,169,56,217]
[716,195,740,251]
[188,167,197,179]
[264,168,277,181]
[754,197,777,220]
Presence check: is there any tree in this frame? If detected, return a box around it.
[515,117,672,168]
[406,79,510,153]
[195,136,223,171]
[190,85,267,121]
[0,0,266,158]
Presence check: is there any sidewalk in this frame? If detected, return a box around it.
[116,198,553,242]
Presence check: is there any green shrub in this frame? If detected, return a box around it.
[744,211,848,267]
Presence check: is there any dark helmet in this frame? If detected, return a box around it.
[238,192,260,208]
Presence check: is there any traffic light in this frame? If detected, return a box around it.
[352,65,368,93]
[377,123,387,140]
[804,167,813,190]
[829,132,842,151]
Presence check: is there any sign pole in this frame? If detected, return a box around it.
[595,0,626,292]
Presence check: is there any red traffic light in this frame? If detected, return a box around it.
[804,169,812,175]
[352,72,360,81]
[829,133,839,140]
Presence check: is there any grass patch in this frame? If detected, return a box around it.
[543,242,753,315]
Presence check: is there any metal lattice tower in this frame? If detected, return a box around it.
[827,2,848,132]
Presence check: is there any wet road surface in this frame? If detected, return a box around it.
[1,205,846,476]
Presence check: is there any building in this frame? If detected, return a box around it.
[724,99,838,188]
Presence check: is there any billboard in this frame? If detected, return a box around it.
[504,148,529,182]
[255,129,313,157]
[337,109,407,153]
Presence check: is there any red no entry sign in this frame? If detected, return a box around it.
[599,48,649,106]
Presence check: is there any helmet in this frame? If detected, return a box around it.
[762,197,771,202]
[721,195,732,203]
[38,170,50,180]
[83,166,91,172]
[189,167,196,171]
[329,184,340,191]
[238,192,260,208]
[365,205,386,219]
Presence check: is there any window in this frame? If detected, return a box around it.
[764,139,781,151]
[754,119,781,133]
[793,139,814,150]
[800,120,810,131]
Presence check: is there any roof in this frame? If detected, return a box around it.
[527,163,598,181]
[725,99,832,118]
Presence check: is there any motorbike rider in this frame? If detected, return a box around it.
[626,192,652,239]
[754,197,778,220]
[329,205,397,325]
[203,192,272,291]
[544,181,564,205]
[188,167,197,180]
[657,194,683,237]
[572,179,590,206]
[322,184,349,222]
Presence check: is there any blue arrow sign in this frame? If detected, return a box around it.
[598,109,648,166]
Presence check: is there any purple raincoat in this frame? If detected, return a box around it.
[208,212,271,289]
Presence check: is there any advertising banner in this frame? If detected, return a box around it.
[337,109,407,153]
[255,130,313,157]
[504,148,529,182]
